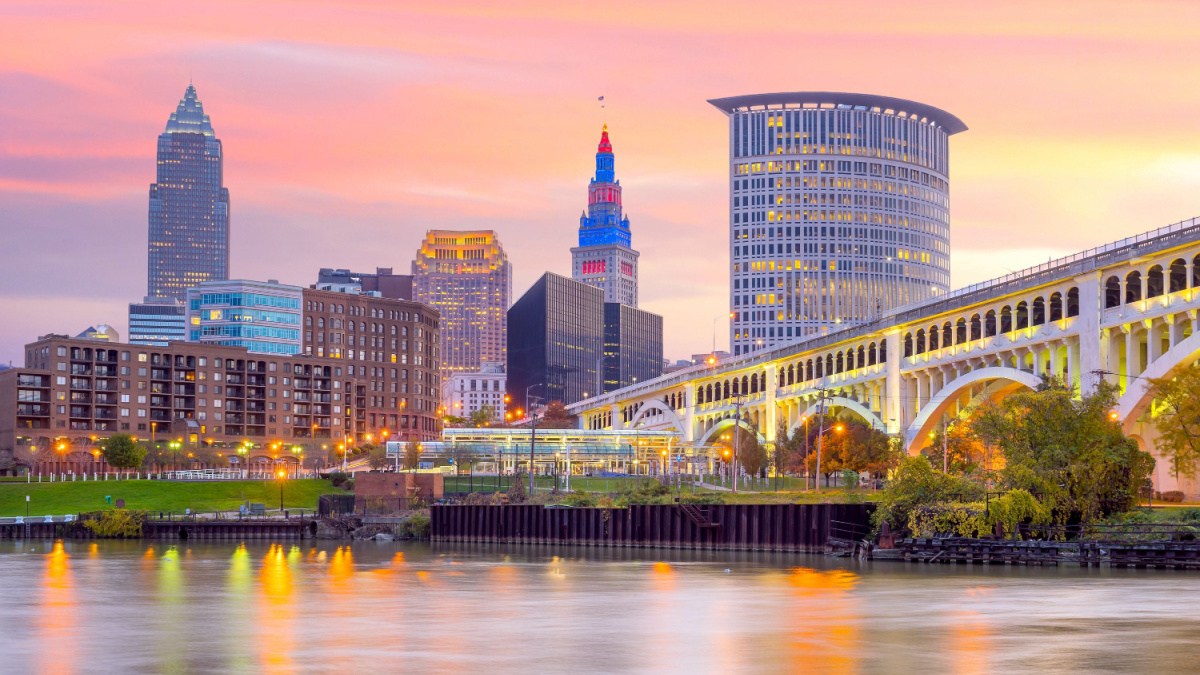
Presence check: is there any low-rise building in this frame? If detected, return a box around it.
[442,361,506,422]
[0,334,443,471]
[128,297,186,346]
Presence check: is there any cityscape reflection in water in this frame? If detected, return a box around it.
[1,540,1200,673]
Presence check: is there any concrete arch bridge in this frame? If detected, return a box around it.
[569,217,1200,497]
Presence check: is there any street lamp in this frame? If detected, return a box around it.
[169,440,181,473]
[277,469,286,511]
[291,445,303,477]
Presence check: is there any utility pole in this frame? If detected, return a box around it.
[732,392,746,494]
[942,415,949,474]
[814,386,829,492]
[525,383,543,494]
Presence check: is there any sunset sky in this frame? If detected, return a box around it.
[3,0,1200,363]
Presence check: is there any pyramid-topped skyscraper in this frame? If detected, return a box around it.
[571,125,639,306]
[146,84,231,301]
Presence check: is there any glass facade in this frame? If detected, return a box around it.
[147,84,231,301]
[710,93,966,356]
[412,230,511,380]
[507,273,603,407]
[128,298,186,346]
[185,280,303,355]
[602,303,663,393]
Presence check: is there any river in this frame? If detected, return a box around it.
[0,539,1195,674]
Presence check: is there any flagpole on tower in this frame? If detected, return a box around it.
[598,95,605,124]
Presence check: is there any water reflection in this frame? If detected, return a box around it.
[5,541,1200,673]
[37,540,75,675]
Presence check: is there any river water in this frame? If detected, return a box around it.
[1,539,1196,674]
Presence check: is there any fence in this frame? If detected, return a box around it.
[431,503,875,552]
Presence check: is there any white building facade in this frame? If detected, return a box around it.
[710,92,966,356]
[442,362,507,422]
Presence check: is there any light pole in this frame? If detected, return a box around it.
[277,469,285,511]
[525,383,543,492]
[169,441,181,474]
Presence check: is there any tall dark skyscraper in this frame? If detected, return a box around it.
[146,84,231,301]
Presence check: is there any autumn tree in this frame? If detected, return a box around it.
[971,378,1153,523]
[539,401,577,429]
[923,414,992,477]
[403,442,422,470]
[1146,362,1200,480]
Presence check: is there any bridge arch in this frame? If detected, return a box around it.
[904,366,1043,454]
[787,396,886,434]
[1116,330,1200,431]
[697,417,767,447]
[629,400,686,435]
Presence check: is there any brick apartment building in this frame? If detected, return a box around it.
[0,326,441,472]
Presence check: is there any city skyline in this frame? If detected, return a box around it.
[4,1,1200,365]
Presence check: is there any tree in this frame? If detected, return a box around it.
[448,444,478,475]
[1146,362,1200,480]
[468,406,495,428]
[508,472,528,503]
[872,455,986,532]
[774,422,805,477]
[834,417,898,478]
[368,445,389,470]
[923,414,992,477]
[403,442,422,470]
[540,401,576,429]
[101,433,147,470]
[971,378,1154,524]
[736,429,769,477]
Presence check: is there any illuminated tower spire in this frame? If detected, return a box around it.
[572,125,638,306]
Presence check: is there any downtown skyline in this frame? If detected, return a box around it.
[3,1,1200,365]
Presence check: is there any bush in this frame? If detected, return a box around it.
[1157,490,1186,503]
[507,473,528,504]
[328,472,349,487]
[342,478,354,491]
[399,513,431,539]
[872,456,986,534]
[82,509,145,538]
[906,490,1049,539]
[615,480,672,506]
[1179,508,1200,523]
[563,489,596,507]
[680,493,724,505]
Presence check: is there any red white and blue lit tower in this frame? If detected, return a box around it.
[571,124,639,307]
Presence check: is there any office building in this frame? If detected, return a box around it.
[315,267,413,300]
[571,125,640,306]
[442,361,507,422]
[128,297,186,345]
[186,280,304,355]
[507,273,603,408]
[301,286,442,437]
[708,92,966,355]
[147,84,231,301]
[602,303,662,392]
[412,230,511,378]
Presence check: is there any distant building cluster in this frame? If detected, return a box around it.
[5,86,967,465]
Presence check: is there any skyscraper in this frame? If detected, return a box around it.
[412,230,511,379]
[709,92,966,356]
[507,273,604,407]
[571,125,639,307]
[146,84,231,301]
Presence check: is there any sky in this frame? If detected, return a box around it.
[3,0,1200,364]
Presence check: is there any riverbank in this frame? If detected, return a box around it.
[0,479,348,516]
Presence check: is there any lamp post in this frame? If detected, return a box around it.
[291,445,303,478]
[277,469,285,511]
[169,440,181,474]
[525,383,543,492]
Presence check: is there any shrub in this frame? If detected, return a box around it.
[680,493,724,505]
[342,478,354,491]
[563,489,596,507]
[615,480,672,506]
[507,473,528,504]
[872,456,985,534]
[82,509,145,538]
[1179,508,1200,523]
[399,513,431,539]
[1158,490,1186,503]
[328,472,349,487]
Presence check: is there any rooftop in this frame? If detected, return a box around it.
[707,91,968,135]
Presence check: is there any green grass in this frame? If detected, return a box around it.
[0,479,347,517]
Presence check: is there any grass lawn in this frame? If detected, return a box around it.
[0,479,347,517]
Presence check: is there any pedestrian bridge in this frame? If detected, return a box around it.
[568,217,1200,496]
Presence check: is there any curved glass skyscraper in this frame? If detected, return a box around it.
[709,92,966,356]
[147,84,231,301]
